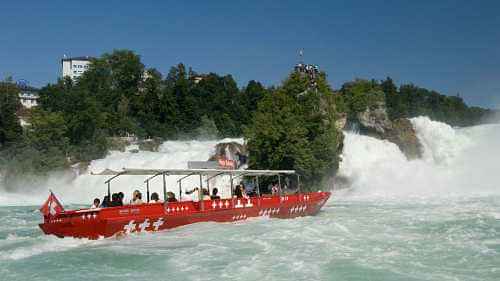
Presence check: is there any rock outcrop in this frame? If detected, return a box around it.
[355,101,422,159]
[106,137,133,152]
[208,142,248,167]
[357,101,392,135]
[335,112,347,131]
[138,138,163,152]
[385,118,422,159]
[209,142,246,162]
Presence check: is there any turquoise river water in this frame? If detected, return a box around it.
[1,196,499,281]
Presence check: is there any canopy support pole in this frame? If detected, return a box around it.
[297,174,301,194]
[199,174,204,211]
[256,176,261,207]
[162,173,167,202]
[143,172,163,203]
[107,182,111,199]
[278,175,282,196]
[206,177,210,197]
[178,181,182,202]
[230,174,234,198]
[176,172,196,202]
[256,176,261,197]
[104,171,125,199]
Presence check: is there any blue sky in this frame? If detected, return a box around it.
[1,0,499,108]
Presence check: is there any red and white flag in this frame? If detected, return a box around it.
[39,192,64,217]
[218,158,235,169]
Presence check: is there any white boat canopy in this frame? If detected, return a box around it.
[92,168,296,177]
[92,168,299,205]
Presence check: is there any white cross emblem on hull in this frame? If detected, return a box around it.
[235,200,244,208]
[139,219,150,232]
[245,199,253,207]
[123,220,136,233]
[152,218,164,231]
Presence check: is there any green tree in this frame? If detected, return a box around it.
[340,79,385,119]
[190,73,244,137]
[166,64,200,135]
[196,115,220,139]
[0,79,22,147]
[246,71,342,190]
[240,80,267,125]
[381,77,406,119]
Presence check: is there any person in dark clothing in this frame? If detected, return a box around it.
[239,153,247,165]
[100,195,110,208]
[166,192,178,202]
[150,192,161,203]
[118,192,124,206]
[210,188,221,200]
[234,185,243,198]
[109,193,121,207]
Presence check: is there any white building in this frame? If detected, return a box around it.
[18,85,39,109]
[61,56,93,80]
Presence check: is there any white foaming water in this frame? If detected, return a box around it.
[0,138,243,206]
[2,117,498,205]
[337,116,500,199]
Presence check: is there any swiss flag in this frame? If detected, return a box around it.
[39,192,64,217]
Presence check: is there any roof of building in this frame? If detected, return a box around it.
[61,56,94,62]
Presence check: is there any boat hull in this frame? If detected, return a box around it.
[39,192,330,239]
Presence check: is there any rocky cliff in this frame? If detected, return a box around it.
[355,101,422,159]
[208,142,247,164]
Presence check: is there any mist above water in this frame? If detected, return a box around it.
[0,139,243,206]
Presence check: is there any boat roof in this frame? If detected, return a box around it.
[92,168,296,177]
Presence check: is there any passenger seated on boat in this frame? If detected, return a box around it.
[240,181,251,198]
[100,195,110,208]
[210,188,220,200]
[118,192,124,205]
[246,187,257,197]
[130,190,139,204]
[271,183,279,195]
[91,198,100,209]
[184,187,200,201]
[109,193,121,207]
[202,188,210,200]
[166,191,178,202]
[234,185,244,198]
[131,190,144,205]
[150,192,161,203]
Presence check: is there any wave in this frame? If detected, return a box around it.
[336,116,500,199]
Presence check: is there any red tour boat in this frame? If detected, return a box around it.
[39,168,331,239]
